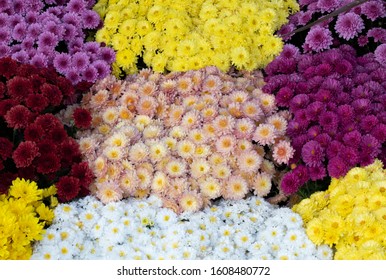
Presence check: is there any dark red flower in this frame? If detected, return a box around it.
[36,139,58,156]
[34,114,62,133]
[29,74,47,92]
[18,166,37,182]
[73,107,92,129]
[0,57,19,79]
[24,123,44,142]
[25,93,49,112]
[48,126,68,144]
[0,99,18,117]
[6,76,33,102]
[39,67,59,84]
[0,82,5,98]
[70,162,94,188]
[0,137,13,160]
[16,64,38,78]
[36,152,61,174]
[59,138,81,165]
[56,175,80,202]
[40,83,63,107]
[12,141,40,168]
[56,76,75,99]
[4,105,33,129]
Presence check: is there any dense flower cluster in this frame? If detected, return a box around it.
[0,178,57,260]
[93,0,299,74]
[61,67,295,212]
[278,0,386,54]
[31,195,332,260]
[263,44,386,194]
[293,159,386,260]
[0,58,94,202]
[0,0,114,84]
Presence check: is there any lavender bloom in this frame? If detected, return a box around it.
[92,60,110,79]
[81,10,100,29]
[66,0,86,14]
[11,50,29,64]
[316,0,339,12]
[362,0,386,21]
[53,53,72,74]
[335,12,365,40]
[367,28,386,43]
[374,44,386,65]
[304,26,333,52]
[0,43,10,57]
[82,65,98,83]
[0,27,10,42]
[98,47,116,64]
[31,53,48,68]
[38,31,59,51]
[12,22,27,42]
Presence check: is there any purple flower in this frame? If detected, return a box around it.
[352,98,371,114]
[304,26,333,52]
[62,12,81,27]
[314,133,332,149]
[25,11,39,24]
[81,10,100,29]
[0,43,10,57]
[11,50,29,64]
[374,44,386,65]
[12,22,27,42]
[66,68,81,85]
[367,28,386,43]
[92,60,110,79]
[319,111,339,132]
[358,35,369,46]
[98,47,116,64]
[335,12,365,40]
[53,53,72,74]
[314,89,332,102]
[66,0,86,14]
[308,165,326,181]
[281,172,301,195]
[0,27,10,42]
[31,53,48,68]
[317,0,339,12]
[371,123,386,142]
[62,23,78,41]
[360,134,381,157]
[335,59,353,75]
[360,115,379,133]
[306,101,325,119]
[82,65,98,83]
[339,146,359,166]
[342,130,361,147]
[362,1,386,21]
[326,140,344,159]
[302,140,325,167]
[307,125,322,139]
[38,31,58,51]
[316,63,332,76]
[71,51,90,72]
[327,156,349,178]
[289,94,310,111]
[298,11,313,26]
[292,165,310,185]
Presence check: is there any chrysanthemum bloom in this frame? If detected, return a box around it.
[302,140,325,167]
[327,156,349,178]
[237,150,262,173]
[253,124,276,146]
[304,26,333,52]
[280,172,301,195]
[252,172,272,197]
[178,191,203,212]
[273,140,294,165]
[222,176,249,200]
[335,13,364,40]
[215,135,236,154]
[12,141,40,168]
[362,0,386,21]
[73,108,92,129]
[374,44,386,65]
[200,177,221,199]
[96,181,123,204]
[316,0,339,12]
[56,176,81,202]
[4,105,32,129]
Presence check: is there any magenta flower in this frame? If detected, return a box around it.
[304,26,333,52]
[280,172,301,195]
[302,140,325,167]
[335,12,365,40]
[374,44,386,65]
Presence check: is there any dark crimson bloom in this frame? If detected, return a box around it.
[24,123,44,142]
[0,82,5,99]
[4,105,33,129]
[0,172,18,194]
[70,162,94,188]
[25,93,49,112]
[0,57,18,79]
[12,141,40,168]
[0,137,13,160]
[6,76,33,101]
[34,114,63,133]
[40,83,63,106]
[60,138,82,165]
[56,175,81,202]
[73,107,92,129]
[48,126,68,144]
[36,153,61,174]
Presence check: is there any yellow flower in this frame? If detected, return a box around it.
[36,203,55,224]
[9,178,42,204]
[230,46,250,69]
